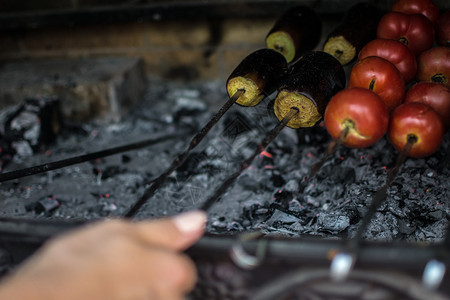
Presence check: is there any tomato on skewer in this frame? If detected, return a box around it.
[348,56,405,112]
[388,102,445,158]
[377,12,435,55]
[358,39,417,83]
[324,87,389,148]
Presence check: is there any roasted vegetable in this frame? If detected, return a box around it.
[274,51,346,128]
[266,6,322,63]
[226,48,288,107]
[323,2,381,65]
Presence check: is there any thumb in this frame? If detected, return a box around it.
[132,210,207,251]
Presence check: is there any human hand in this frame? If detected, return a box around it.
[0,210,206,300]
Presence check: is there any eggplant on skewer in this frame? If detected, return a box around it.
[266,6,322,64]
[126,49,288,217]
[226,48,288,107]
[323,2,381,65]
[274,51,346,129]
[200,53,345,212]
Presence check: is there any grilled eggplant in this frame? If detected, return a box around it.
[226,48,288,107]
[323,2,381,65]
[274,51,346,128]
[266,6,322,63]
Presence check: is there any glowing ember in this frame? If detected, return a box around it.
[260,150,273,158]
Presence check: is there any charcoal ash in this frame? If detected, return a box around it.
[25,195,62,216]
[1,97,62,159]
[0,78,448,245]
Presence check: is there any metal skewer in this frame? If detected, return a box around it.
[330,135,417,281]
[124,89,245,218]
[352,135,416,246]
[0,134,182,183]
[200,107,299,212]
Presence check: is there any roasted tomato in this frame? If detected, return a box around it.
[391,0,439,24]
[376,11,435,55]
[435,10,450,46]
[388,102,445,158]
[348,56,405,112]
[324,87,389,148]
[358,38,417,83]
[416,46,450,87]
[404,81,450,129]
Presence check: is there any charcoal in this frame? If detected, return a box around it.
[11,140,34,158]
[121,154,131,163]
[237,174,261,191]
[26,196,60,214]
[92,165,127,180]
[318,213,350,233]
[257,152,275,167]
[227,221,244,232]
[303,182,318,195]
[366,212,399,241]
[265,209,300,228]
[273,190,293,208]
[282,179,298,193]
[3,97,61,153]
[303,195,322,207]
[420,173,438,186]
[428,210,446,221]
[0,79,448,245]
[346,206,361,225]
[397,218,417,235]
[242,199,270,222]
[102,202,118,213]
[210,216,228,231]
[269,170,285,187]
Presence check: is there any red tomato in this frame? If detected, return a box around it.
[324,87,389,148]
[416,46,450,88]
[391,0,439,24]
[435,10,450,46]
[376,11,435,55]
[388,102,444,158]
[358,39,417,83]
[404,81,450,129]
[348,56,405,112]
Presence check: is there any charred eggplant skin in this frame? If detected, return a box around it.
[226,48,288,107]
[266,6,322,63]
[323,2,381,65]
[274,51,346,128]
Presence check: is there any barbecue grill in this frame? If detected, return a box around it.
[0,1,449,299]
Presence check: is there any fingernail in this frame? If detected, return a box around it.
[173,210,207,234]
